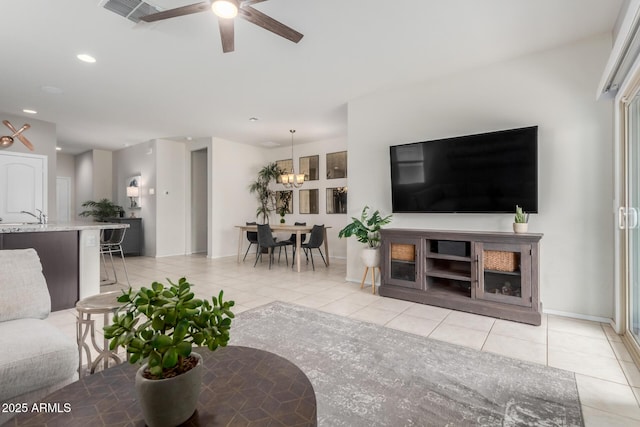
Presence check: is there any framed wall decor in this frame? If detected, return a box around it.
[275,159,292,183]
[299,155,319,181]
[276,190,293,214]
[299,189,319,214]
[326,187,347,214]
[326,151,347,179]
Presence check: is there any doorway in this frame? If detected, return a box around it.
[190,149,208,254]
[56,176,71,222]
[619,80,640,364]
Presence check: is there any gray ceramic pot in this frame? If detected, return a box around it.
[135,352,202,427]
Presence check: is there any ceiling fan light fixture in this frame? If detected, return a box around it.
[211,0,238,19]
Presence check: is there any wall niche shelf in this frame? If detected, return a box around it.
[379,228,543,325]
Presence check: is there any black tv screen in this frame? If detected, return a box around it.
[390,126,538,213]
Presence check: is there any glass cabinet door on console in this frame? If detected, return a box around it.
[475,242,532,307]
[383,237,422,289]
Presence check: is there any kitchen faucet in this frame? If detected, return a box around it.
[20,209,47,224]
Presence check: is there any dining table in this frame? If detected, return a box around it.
[236,223,330,272]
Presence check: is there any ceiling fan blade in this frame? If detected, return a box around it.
[238,6,303,44]
[241,0,269,5]
[16,134,34,151]
[219,18,235,53]
[140,1,211,23]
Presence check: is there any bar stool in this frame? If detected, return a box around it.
[100,227,130,286]
[76,291,125,377]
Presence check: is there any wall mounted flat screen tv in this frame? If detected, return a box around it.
[390,126,538,213]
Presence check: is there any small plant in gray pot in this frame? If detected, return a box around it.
[104,278,235,427]
[338,206,393,268]
[513,205,529,233]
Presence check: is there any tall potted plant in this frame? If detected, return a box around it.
[104,278,235,427]
[79,198,123,222]
[249,162,283,224]
[338,206,393,267]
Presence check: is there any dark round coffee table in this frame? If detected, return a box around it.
[8,346,317,426]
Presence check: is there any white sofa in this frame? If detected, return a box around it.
[0,249,78,425]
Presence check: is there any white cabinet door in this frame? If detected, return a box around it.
[0,152,47,222]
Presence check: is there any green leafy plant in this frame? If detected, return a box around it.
[249,162,284,224]
[515,205,529,223]
[79,198,123,222]
[277,191,292,223]
[338,206,393,248]
[104,278,235,379]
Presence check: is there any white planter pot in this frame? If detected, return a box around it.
[135,352,203,427]
[513,223,528,233]
[361,247,381,267]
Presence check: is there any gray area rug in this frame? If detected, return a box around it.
[231,302,583,427]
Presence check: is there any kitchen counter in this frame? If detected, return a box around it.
[0,220,128,233]
[0,221,129,310]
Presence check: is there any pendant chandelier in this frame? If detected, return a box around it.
[281,129,305,188]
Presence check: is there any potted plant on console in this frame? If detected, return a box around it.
[513,205,529,233]
[104,278,235,427]
[338,206,393,268]
[79,198,123,222]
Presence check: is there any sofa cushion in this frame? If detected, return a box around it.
[0,318,78,402]
[0,249,50,322]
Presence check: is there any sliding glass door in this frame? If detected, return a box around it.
[625,94,640,347]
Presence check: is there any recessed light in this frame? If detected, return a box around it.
[56,147,62,151]
[77,54,96,63]
[23,109,37,114]
[249,117,259,122]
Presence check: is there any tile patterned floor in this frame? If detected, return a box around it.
[49,254,640,426]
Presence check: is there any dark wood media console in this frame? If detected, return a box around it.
[379,229,543,325]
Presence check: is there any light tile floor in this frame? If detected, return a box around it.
[49,254,640,426]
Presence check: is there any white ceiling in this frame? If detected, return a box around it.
[0,0,623,154]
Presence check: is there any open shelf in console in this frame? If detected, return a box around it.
[380,229,543,325]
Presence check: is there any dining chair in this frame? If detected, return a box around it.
[300,225,327,271]
[254,224,289,269]
[284,221,307,258]
[100,227,130,285]
[243,221,259,261]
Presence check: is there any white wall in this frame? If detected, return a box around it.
[0,112,57,219]
[56,152,75,220]
[209,137,270,258]
[75,151,93,216]
[348,34,615,319]
[156,139,186,257]
[113,141,156,256]
[263,137,349,259]
[75,149,114,217]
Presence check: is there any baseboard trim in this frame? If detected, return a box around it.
[542,308,612,324]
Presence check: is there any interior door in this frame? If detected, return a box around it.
[0,152,46,223]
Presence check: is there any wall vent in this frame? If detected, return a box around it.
[102,0,161,23]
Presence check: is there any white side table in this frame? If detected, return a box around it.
[76,291,124,377]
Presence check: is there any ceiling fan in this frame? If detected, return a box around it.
[1,120,34,151]
[140,0,303,53]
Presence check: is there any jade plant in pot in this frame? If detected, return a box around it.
[338,206,393,268]
[104,278,235,427]
[513,205,529,233]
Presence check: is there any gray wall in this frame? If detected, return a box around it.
[347,34,615,319]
